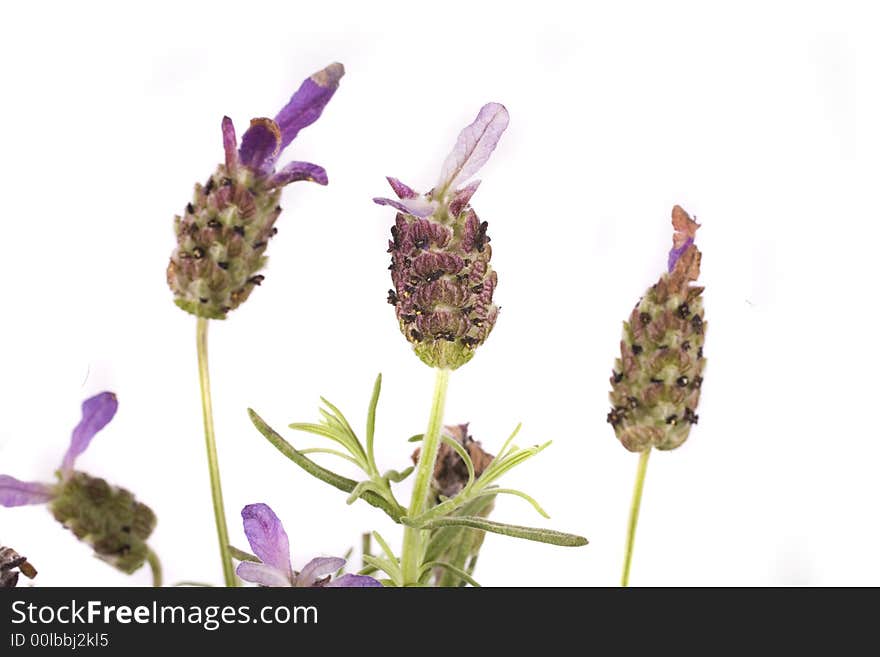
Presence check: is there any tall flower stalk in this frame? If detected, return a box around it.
[400,367,450,584]
[167,63,344,585]
[608,206,706,586]
[374,103,509,584]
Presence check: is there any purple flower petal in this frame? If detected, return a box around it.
[238,118,282,175]
[667,237,694,272]
[236,561,293,587]
[0,475,54,507]
[373,196,437,218]
[296,557,346,587]
[326,573,383,587]
[448,180,481,216]
[240,503,293,577]
[274,62,345,151]
[386,176,418,199]
[221,116,238,173]
[437,103,509,195]
[60,392,118,477]
[267,161,328,188]
[667,205,701,272]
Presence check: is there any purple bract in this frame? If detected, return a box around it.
[236,503,382,588]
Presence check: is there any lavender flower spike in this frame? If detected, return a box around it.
[167,63,344,319]
[375,103,509,370]
[236,504,381,587]
[0,392,157,574]
[607,206,706,451]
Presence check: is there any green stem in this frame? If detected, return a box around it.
[196,317,236,587]
[621,448,651,587]
[400,367,450,585]
[146,548,163,587]
[361,532,372,571]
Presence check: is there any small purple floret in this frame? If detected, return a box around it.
[232,63,344,180]
[275,63,344,151]
[1,392,120,507]
[268,161,328,188]
[0,476,54,507]
[386,177,417,199]
[61,392,118,478]
[667,237,694,273]
[236,502,382,588]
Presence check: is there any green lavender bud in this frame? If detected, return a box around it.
[166,165,280,319]
[49,472,157,574]
[608,206,706,452]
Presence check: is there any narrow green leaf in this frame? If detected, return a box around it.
[479,440,551,486]
[478,488,550,519]
[249,409,404,521]
[173,581,215,587]
[407,434,425,443]
[362,554,402,586]
[496,423,523,459]
[420,561,482,588]
[424,495,497,564]
[228,545,259,563]
[365,373,382,473]
[441,434,475,487]
[382,466,414,483]
[298,447,361,466]
[319,396,361,454]
[403,515,588,547]
[288,422,368,470]
[371,531,399,566]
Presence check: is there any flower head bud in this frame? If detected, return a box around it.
[50,473,156,574]
[607,206,706,452]
[375,103,509,369]
[0,393,159,576]
[168,63,344,319]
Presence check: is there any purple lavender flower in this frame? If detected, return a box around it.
[374,103,509,370]
[236,503,381,587]
[0,393,157,574]
[168,63,345,319]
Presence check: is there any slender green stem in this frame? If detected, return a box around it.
[621,448,651,587]
[146,548,163,587]
[361,532,372,571]
[400,367,450,585]
[196,317,236,587]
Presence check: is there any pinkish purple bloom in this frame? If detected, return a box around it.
[0,392,118,507]
[374,103,509,370]
[236,503,381,588]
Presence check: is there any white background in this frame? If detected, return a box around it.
[1,0,878,587]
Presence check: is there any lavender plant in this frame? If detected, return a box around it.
[0,393,161,584]
[248,104,587,587]
[166,63,344,585]
[608,206,706,586]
